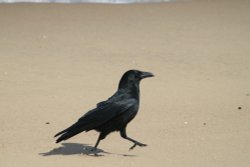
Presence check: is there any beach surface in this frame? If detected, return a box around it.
[0,0,250,166]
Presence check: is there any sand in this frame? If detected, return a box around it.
[0,0,250,166]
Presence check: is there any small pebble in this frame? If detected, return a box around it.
[46,122,50,124]
[238,107,242,110]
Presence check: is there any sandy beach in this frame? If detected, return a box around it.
[0,0,250,166]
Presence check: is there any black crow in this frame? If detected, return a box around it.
[54,70,154,150]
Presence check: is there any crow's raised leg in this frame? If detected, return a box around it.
[120,128,147,150]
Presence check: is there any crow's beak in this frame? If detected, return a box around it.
[140,71,154,79]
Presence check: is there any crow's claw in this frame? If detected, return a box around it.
[129,143,147,151]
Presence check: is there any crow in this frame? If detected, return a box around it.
[54,70,154,150]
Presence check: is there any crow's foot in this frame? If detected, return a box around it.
[129,142,147,151]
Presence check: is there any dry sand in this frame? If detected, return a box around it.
[0,0,250,166]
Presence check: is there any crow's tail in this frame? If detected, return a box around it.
[55,128,84,143]
[54,122,86,143]
[54,129,68,138]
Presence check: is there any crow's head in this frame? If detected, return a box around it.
[118,70,154,89]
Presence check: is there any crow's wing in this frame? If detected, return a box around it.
[55,97,137,139]
[78,98,137,130]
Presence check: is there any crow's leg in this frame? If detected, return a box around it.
[120,128,147,150]
[86,132,105,152]
[93,132,106,150]
[93,137,101,150]
[83,133,107,156]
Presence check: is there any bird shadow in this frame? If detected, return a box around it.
[39,142,136,157]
